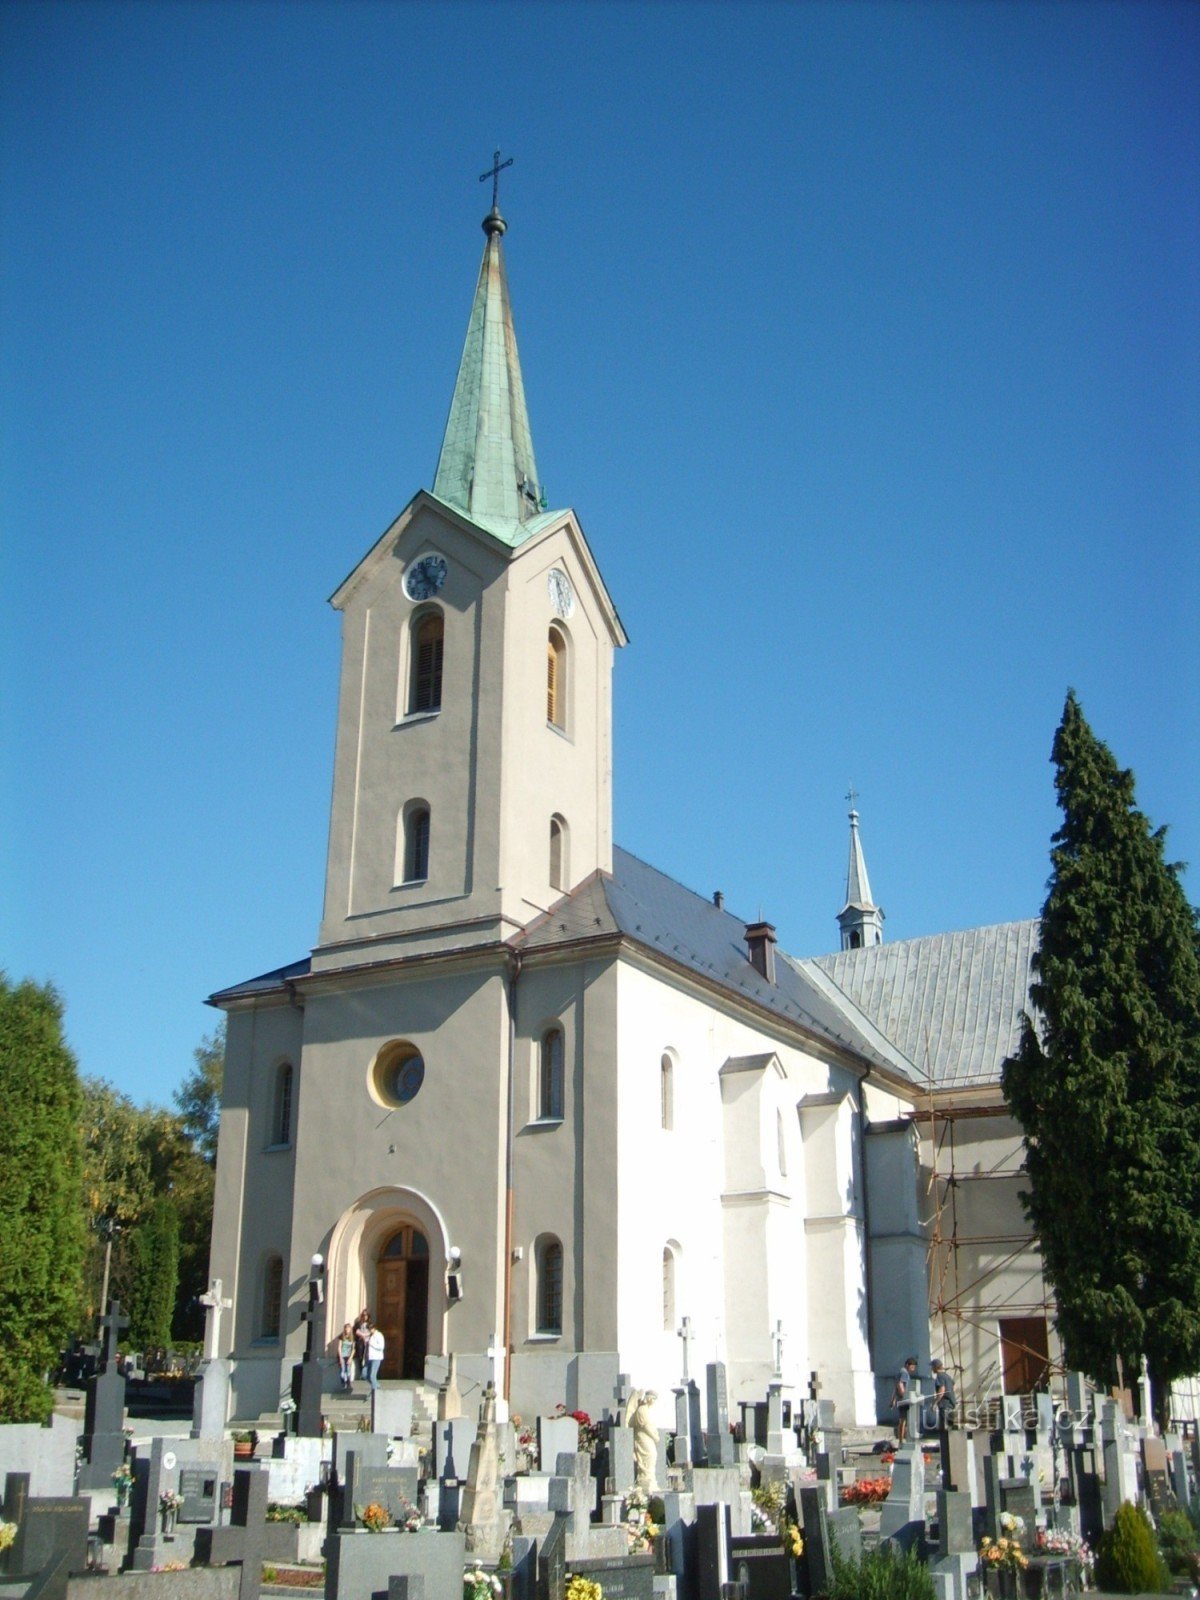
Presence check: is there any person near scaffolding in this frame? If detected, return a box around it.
[931,1359,957,1430]
[892,1356,918,1443]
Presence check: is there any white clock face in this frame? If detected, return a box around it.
[405,554,447,602]
[548,568,575,619]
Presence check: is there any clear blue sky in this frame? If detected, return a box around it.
[3,1,1197,1108]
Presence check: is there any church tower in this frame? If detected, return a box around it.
[837,796,884,949]
[314,194,626,970]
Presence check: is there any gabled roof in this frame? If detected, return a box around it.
[519,848,922,1084]
[811,920,1040,1088]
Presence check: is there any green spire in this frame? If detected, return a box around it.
[433,205,544,542]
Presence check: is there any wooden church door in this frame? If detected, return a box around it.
[376,1224,430,1379]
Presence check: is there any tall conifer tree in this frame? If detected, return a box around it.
[0,975,86,1421]
[1003,692,1200,1416]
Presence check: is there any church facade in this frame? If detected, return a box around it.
[207,197,1056,1429]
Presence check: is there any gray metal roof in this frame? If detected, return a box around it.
[520,848,921,1083]
[811,920,1040,1089]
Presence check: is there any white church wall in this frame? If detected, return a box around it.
[611,957,874,1427]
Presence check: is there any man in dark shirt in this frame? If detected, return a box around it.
[932,1359,957,1430]
[892,1356,918,1443]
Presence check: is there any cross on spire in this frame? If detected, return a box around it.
[846,784,859,814]
[479,148,513,212]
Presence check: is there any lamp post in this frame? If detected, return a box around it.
[294,1253,326,1439]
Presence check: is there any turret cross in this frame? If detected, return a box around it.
[846,784,859,813]
[479,148,514,210]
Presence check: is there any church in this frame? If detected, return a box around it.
[207,188,1054,1430]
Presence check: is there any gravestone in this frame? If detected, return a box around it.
[943,1431,980,1505]
[192,1279,233,1439]
[325,1524,467,1600]
[437,1352,463,1419]
[2,1473,89,1584]
[460,1383,506,1557]
[389,1579,424,1600]
[129,1435,226,1570]
[538,1511,568,1600]
[828,1506,863,1563]
[78,1299,129,1491]
[937,1490,973,1559]
[196,1465,269,1600]
[728,1535,792,1600]
[673,1387,694,1468]
[373,1385,415,1439]
[179,1462,220,1524]
[1142,1435,1176,1520]
[695,1501,731,1600]
[343,1458,420,1528]
[538,1414,579,1472]
[571,1553,656,1600]
[607,1424,636,1497]
[879,1445,926,1551]
[983,1452,1003,1540]
[705,1363,736,1468]
[799,1484,835,1595]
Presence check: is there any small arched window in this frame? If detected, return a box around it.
[261,1254,284,1340]
[539,1028,564,1121]
[549,815,568,892]
[547,627,567,730]
[409,610,444,714]
[535,1236,564,1335]
[403,804,431,883]
[662,1245,677,1331]
[273,1063,293,1146]
[660,1053,674,1130]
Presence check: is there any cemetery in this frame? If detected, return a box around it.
[2,1296,1199,1600]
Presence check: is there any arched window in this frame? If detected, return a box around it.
[409,610,444,715]
[261,1254,284,1340]
[535,1235,564,1335]
[547,627,567,730]
[662,1244,677,1331]
[549,815,568,892]
[539,1028,564,1121]
[660,1053,674,1130]
[273,1063,293,1146]
[402,804,430,883]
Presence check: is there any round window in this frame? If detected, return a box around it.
[371,1042,426,1108]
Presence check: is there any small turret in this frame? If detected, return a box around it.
[837,791,884,951]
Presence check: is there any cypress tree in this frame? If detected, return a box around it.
[0,975,86,1422]
[128,1196,180,1350]
[1002,692,1200,1417]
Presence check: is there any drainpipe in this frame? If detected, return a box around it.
[503,948,522,1403]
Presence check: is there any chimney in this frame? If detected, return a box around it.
[713,890,724,910]
[745,921,777,984]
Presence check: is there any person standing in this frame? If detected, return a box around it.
[892,1356,918,1444]
[353,1308,371,1380]
[337,1323,355,1391]
[366,1322,385,1389]
[932,1359,957,1430]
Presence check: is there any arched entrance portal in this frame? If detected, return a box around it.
[376,1224,429,1379]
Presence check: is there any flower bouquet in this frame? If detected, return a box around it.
[623,1486,658,1554]
[358,1501,392,1533]
[840,1477,892,1506]
[463,1566,501,1600]
[0,1522,16,1554]
[159,1490,183,1513]
[565,1576,604,1600]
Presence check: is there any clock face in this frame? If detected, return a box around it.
[405,554,447,602]
[548,568,575,619]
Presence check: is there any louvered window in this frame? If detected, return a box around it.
[547,628,566,728]
[411,613,444,714]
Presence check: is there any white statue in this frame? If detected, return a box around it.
[627,1388,660,1491]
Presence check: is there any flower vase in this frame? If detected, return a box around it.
[986,1569,1023,1600]
[160,1508,176,1537]
[116,1482,129,1511]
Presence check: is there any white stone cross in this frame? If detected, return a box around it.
[677,1315,695,1384]
[772,1319,785,1379]
[199,1278,233,1361]
[486,1333,504,1393]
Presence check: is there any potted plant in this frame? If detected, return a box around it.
[232,1429,258,1460]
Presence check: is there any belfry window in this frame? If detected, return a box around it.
[403,804,431,883]
[409,611,444,715]
[539,1028,564,1121]
[547,627,567,730]
[273,1063,293,1146]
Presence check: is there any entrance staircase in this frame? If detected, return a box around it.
[241,1378,439,1443]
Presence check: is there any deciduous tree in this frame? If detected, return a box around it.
[1003,692,1200,1419]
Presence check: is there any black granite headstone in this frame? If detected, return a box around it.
[79,1300,129,1491]
[570,1554,655,1600]
[179,1464,220,1524]
[5,1482,89,1583]
[799,1485,834,1597]
[728,1537,792,1600]
[196,1466,268,1600]
[537,1511,567,1600]
[696,1501,731,1600]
